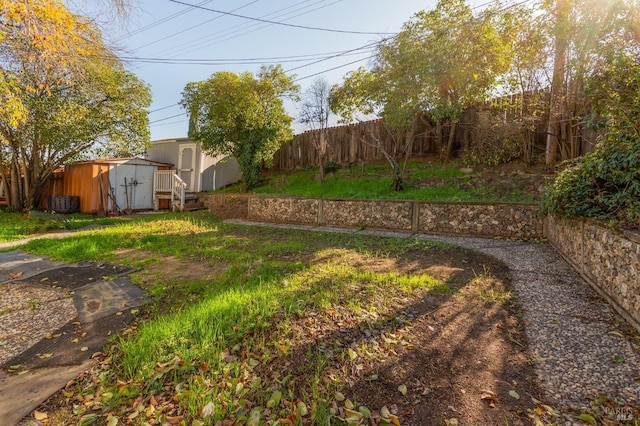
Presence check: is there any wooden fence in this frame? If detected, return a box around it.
[271,89,597,171]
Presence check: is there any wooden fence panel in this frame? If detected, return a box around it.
[271,89,597,171]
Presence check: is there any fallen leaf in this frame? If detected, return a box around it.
[344,399,354,410]
[166,415,184,424]
[347,348,358,361]
[389,414,401,426]
[297,401,308,417]
[267,390,282,408]
[34,411,48,421]
[200,401,215,418]
[344,408,363,422]
[575,413,596,425]
[508,390,520,399]
[334,391,345,402]
[359,406,371,418]
[398,384,407,396]
[381,406,391,419]
[78,414,97,425]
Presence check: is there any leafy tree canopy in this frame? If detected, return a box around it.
[544,49,640,228]
[181,65,299,189]
[0,0,151,211]
[330,0,513,158]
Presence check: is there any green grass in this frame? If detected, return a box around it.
[219,160,536,202]
[0,210,124,243]
[20,212,457,423]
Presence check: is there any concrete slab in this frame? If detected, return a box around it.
[0,362,91,426]
[20,262,130,290]
[74,277,149,324]
[0,251,66,284]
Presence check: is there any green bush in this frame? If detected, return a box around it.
[543,136,640,228]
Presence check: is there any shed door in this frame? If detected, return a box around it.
[109,164,155,211]
[178,144,196,191]
[110,164,135,211]
[131,166,154,210]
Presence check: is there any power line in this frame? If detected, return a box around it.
[121,49,375,65]
[293,56,374,82]
[167,0,396,35]
[149,112,186,123]
[148,103,181,113]
[132,0,262,51]
[146,0,342,60]
[151,118,188,127]
[115,0,214,41]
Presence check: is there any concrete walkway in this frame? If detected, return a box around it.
[0,250,149,425]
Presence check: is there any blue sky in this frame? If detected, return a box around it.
[97,0,438,140]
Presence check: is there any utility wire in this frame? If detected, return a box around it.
[148,0,342,60]
[149,112,187,123]
[132,0,262,51]
[148,103,181,113]
[167,0,396,35]
[145,0,537,118]
[115,0,214,41]
[151,118,188,127]
[121,49,375,65]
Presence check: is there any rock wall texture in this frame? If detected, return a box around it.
[548,215,640,330]
[322,200,413,230]
[246,196,544,239]
[418,202,543,238]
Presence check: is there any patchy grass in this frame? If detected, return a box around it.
[218,160,547,203]
[0,210,122,243]
[20,212,544,425]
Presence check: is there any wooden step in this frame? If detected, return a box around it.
[183,201,205,211]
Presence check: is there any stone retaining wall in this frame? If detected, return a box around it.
[548,215,640,330]
[246,196,544,239]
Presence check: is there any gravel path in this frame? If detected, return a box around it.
[227,220,640,416]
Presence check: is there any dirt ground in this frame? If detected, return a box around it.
[122,241,542,424]
[250,245,543,426]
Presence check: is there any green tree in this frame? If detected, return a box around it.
[0,0,151,211]
[181,65,299,189]
[544,0,640,163]
[331,0,512,160]
[544,49,640,229]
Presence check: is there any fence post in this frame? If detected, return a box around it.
[412,201,420,233]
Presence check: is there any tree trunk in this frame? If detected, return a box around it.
[435,120,444,159]
[546,0,569,165]
[10,156,22,211]
[446,120,457,159]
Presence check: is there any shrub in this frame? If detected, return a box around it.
[543,136,640,229]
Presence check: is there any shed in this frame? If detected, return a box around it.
[146,138,241,192]
[57,158,172,214]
